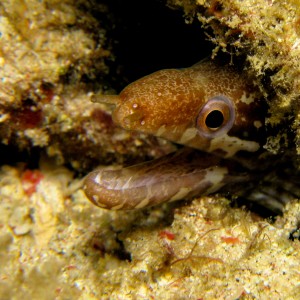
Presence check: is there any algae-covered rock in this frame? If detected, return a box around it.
[0,0,174,170]
[2,161,300,299]
[170,0,300,155]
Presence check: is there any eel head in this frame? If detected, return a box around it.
[84,59,268,210]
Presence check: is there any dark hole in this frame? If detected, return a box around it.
[99,0,213,91]
[205,110,224,129]
[289,228,300,242]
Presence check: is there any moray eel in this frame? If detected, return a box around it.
[84,59,271,210]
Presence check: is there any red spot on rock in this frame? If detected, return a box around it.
[13,108,43,129]
[159,230,175,240]
[91,109,114,131]
[21,169,44,196]
[221,236,240,244]
[65,265,77,270]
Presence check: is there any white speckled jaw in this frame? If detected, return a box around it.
[156,125,199,143]
[208,134,260,157]
[154,124,260,157]
[179,128,199,144]
[155,125,212,152]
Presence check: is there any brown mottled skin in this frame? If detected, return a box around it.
[113,60,265,152]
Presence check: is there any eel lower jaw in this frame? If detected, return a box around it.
[83,148,250,210]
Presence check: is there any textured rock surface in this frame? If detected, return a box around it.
[2,0,300,299]
[0,0,174,170]
[1,163,300,299]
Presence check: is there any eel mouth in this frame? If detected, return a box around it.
[83,148,249,210]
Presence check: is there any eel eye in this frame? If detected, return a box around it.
[196,95,235,138]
